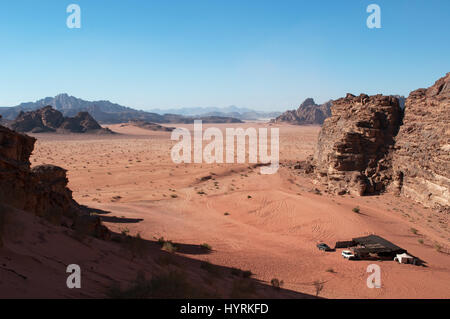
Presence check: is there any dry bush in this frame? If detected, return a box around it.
[270,278,284,290]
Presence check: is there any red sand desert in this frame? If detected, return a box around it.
[24,123,450,299]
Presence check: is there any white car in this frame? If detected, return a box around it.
[342,250,357,260]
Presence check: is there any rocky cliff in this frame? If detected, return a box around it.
[0,124,109,238]
[313,94,402,195]
[391,73,450,210]
[10,106,113,134]
[310,73,449,211]
[272,98,332,125]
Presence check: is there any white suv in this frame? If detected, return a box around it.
[342,250,357,260]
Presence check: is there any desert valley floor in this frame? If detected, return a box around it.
[28,123,450,299]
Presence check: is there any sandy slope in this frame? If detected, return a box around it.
[27,123,450,299]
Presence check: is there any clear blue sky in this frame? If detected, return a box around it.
[0,0,449,111]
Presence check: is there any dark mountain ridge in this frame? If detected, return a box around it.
[0,94,243,124]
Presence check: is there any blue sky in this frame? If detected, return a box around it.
[0,0,449,111]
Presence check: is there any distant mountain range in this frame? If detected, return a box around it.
[147,105,281,120]
[0,94,277,124]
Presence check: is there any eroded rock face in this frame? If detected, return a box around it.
[11,106,112,134]
[392,73,450,210]
[0,125,78,217]
[0,124,110,239]
[272,98,332,125]
[0,124,35,168]
[313,94,402,195]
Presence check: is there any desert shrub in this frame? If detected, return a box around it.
[410,228,418,235]
[200,243,212,251]
[418,239,424,245]
[224,212,230,216]
[162,241,177,253]
[121,228,130,236]
[352,206,360,213]
[270,278,284,290]
[157,236,165,246]
[157,237,177,253]
[325,268,336,273]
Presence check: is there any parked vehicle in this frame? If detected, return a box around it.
[317,243,333,252]
[341,250,358,260]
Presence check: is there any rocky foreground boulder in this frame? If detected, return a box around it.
[391,73,450,210]
[0,124,109,239]
[312,94,402,195]
[272,98,332,125]
[10,106,113,134]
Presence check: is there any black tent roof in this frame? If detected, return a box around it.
[352,235,406,254]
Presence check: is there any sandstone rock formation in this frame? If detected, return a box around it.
[272,98,332,125]
[10,106,113,134]
[0,124,109,238]
[313,94,402,195]
[391,73,450,210]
